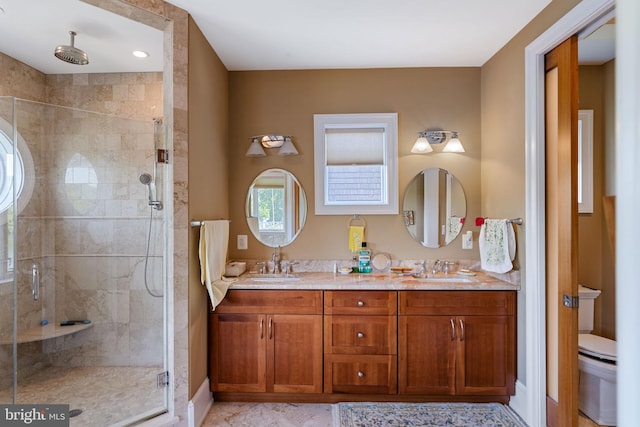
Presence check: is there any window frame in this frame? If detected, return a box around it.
[313,113,398,215]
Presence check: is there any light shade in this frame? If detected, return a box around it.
[411,135,433,153]
[278,137,299,155]
[442,132,465,153]
[245,138,266,157]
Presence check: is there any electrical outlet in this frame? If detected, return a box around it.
[462,231,473,250]
[237,235,248,250]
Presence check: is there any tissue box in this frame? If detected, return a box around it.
[225,261,246,277]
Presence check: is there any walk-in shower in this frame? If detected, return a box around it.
[0,97,169,425]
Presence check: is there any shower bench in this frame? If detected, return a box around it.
[0,321,93,344]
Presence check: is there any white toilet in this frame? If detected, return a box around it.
[578,284,617,426]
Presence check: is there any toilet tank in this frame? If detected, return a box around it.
[578,285,602,333]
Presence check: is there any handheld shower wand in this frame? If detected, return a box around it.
[139,172,162,210]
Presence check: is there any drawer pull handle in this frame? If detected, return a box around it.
[459,319,465,341]
[450,318,456,341]
[357,332,364,339]
[260,319,264,339]
[268,317,273,339]
[357,300,365,307]
[357,371,364,378]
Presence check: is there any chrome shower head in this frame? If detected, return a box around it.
[139,172,152,185]
[54,31,89,65]
[139,172,162,210]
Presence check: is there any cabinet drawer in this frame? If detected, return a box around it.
[324,291,397,315]
[324,354,397,394]
[399,291,515,316]
[324,315,397,355]
[215,290,323,314]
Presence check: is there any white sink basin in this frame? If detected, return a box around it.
[248,274,301,282]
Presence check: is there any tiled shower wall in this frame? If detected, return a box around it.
[0,52,164,390]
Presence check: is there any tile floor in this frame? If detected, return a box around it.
[202,402,610,427]
[0,366,165,427]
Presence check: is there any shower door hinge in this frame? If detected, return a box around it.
[157,149,170,164]
[563,294,579,308]
[157,371,170,389]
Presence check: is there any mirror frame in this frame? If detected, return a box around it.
[402,167,466,248]
[245,168,307,248]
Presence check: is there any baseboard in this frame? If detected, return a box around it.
[508,380,528,423]
[188,377,213,427]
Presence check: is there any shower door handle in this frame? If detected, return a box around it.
[32,263,40,301]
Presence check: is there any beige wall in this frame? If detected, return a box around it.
[0,52,47,100]
[228,68,481,262]
[187,17,229,398]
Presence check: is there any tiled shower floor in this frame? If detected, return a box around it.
[0,366,165,426]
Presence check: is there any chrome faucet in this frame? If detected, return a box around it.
[272,246,281,274]
[432,260,441,275]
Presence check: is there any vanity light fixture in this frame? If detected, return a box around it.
[245,135,299,157]
[411,130,465,153]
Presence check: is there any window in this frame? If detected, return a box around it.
[314,113,398,215]
[251,187,284,231]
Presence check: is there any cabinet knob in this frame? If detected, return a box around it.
[357,332,364,339]
[357,300,365,307]
[357,371,365,378]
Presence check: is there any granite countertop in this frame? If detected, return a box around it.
[228,270,519,291]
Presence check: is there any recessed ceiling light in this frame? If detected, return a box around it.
[132,50,149,58]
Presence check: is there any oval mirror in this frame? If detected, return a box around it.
[245,168,307,248]
[402,168,466,248]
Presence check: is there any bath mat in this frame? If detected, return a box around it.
[334,402,527,427]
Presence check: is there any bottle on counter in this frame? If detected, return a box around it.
[358,242,371,273]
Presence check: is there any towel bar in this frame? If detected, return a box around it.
[475,217,523,226]
[190,220,230,227]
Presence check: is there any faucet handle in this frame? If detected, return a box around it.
[281,260,298,274]
[256,261,267,274]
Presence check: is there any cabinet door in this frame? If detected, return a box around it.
[456,315,515,395]
[210,313,266,392]
[269,314,323,393]
[398,315,455,395]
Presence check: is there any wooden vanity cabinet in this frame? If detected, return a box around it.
[398,291,515,397]
[323,291,397,394]
[209,290,323,394]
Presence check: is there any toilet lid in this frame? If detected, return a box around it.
[579,334,616,362]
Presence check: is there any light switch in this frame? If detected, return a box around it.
[462,231,473,250]
[237,235,248,250]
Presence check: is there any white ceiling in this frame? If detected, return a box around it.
[0,0,164,74]
[0,0,615,75]
[169,0,554,70]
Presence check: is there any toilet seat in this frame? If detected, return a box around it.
[579,333,616,363]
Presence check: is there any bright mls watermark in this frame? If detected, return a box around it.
[0,405,69,426]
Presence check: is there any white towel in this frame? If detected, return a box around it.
[479,219,516,273]
[198,220,236,310]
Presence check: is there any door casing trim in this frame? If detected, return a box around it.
[519,0,615,425]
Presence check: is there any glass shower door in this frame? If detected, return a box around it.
[4,98,168,425]
[0,96,17,405]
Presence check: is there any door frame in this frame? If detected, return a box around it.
[521,0,615,425]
